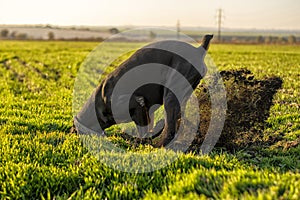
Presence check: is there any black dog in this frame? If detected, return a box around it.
[74,35,213,147]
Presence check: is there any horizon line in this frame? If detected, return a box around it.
[1,23,300,32]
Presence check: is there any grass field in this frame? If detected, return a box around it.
[0,41,299,199]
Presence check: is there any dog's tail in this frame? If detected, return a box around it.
[201,34,214,50]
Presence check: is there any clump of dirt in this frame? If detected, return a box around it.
[189,69,283,152]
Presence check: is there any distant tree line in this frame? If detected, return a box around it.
[1,28,298,44]
[1,29,29,40]
[0,29,104,41]
[223,35,298,44]
[256,35,297,44]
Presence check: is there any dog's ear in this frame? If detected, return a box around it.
[201,34,213,51]
[135,96,146,107]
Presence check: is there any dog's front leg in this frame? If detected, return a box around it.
[153,91,181,147]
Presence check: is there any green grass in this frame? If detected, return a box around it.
[0,41,299,199]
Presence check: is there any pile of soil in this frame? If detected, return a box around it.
[189,69,283,152]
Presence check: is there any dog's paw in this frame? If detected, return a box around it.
[152,132,174,148]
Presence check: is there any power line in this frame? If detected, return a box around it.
[177,19,180,40]
[217,8,224,42]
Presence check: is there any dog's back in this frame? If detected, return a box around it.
[101,40,206,105]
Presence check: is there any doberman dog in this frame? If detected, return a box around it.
[74,35,213,147]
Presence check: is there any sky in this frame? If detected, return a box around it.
[0,0,299,30]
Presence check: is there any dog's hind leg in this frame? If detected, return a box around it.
[153,91,181,147]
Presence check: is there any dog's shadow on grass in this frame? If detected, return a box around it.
[189,69,283,152]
